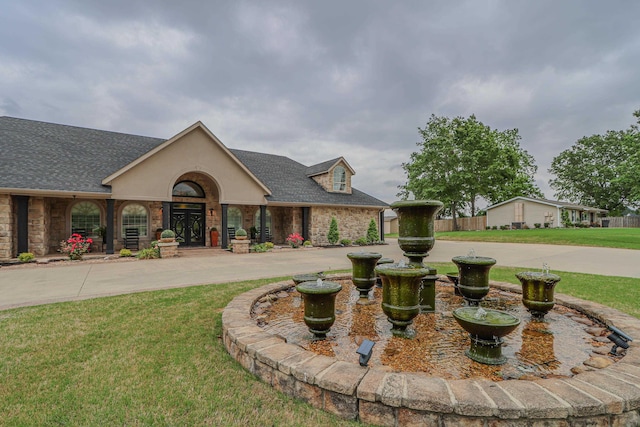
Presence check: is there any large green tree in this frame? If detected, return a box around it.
[549,110,640,216]
[398,114,541,229]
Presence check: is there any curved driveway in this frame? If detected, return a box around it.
[0,239,637,311]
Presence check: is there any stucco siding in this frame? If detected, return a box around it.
[487,200,559,228]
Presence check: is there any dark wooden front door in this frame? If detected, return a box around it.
[170,203,205,246]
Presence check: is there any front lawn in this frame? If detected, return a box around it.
[433,227,640,250]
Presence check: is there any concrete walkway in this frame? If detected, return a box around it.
[0,239,638,310]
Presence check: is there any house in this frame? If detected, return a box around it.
[0,117,388,259]
[383,210,398,234]
[486,197,608,229]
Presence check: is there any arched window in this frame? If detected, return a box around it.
[227,207,243,230]
[172,181,205,198]
[333,166,346,191]
[71,201,101,236]
[122,204,148,237]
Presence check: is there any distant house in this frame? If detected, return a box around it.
[0,117,388,258]
[486,197,608,229]
[384,210,398,234]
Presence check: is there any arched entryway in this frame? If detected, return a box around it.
[170,173,220,247]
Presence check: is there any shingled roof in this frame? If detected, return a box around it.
[0,117,387,207]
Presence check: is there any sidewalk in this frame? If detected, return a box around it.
[1,239,638,310]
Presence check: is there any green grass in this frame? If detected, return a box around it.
[1,268,638,426]
[432,228,640,250]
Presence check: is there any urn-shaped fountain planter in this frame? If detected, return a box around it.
[452,255,497,306]
[296,279,342,339]
[419,266,438,313]
[376,257,395,287]
[292,272,326,286]
[453,307,521,365]
[375,263,429,338]
[347,252,382,303]
[516,271,561,319]
[391,200,443,267]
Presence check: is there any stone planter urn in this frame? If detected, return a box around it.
[446,272,461,296]
[391,200,443,267]
[347,252,382,302]
[452,254,497,306]
[296,279,342,339]
[375,263,429,338]
[453,307,521,365]
[516,271,561,319]
[419,266,438,313]
[376,257,395,287]
[292,272,326,286]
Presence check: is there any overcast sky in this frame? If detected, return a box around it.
[2,1,639,206]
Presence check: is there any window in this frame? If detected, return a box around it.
[122,204,148,237]
[333,166,346,191]
[71,201,101,236]
[227,207,242,230]
[254,209,272,230]
[172,181,205,198]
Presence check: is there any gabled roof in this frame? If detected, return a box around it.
[0,116,387,208]
[306,157,355,177]
[486,196,608,213]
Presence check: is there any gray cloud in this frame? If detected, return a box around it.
[1,0,639,204]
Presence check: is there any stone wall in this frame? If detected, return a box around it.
[0,194,12,259]
[28,197,48,256]
[310,206,380,245]
[310,163,352,194]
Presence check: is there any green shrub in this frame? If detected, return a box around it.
[366,218,378,243]
[160,229,175,239]
[486,226,491,230]
[340,238,352,246]
[561,210,572,228]
[327,217,339,245]
[119,249,133,257]
[236,228,247,237]
[251,243,269,253]
[18,252,35,263]
[355,237,367,245]
[492,225,498,230]
[534,223,541,229]
[544,222,551,228]
[265,242,274,249]
[303,240,312,247]
[137,248,159,259]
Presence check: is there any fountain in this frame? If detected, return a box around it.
[292,272,325,285]
[346,251,382,303]
[452,250,497,305]
[516,263,561,319]
[375,257,394,287]
[391,200,443,267]
[295,278,342,339]
[419,266,438,313]
[445,271,461,296]
[375,262,429,338]
[452,306,521,365]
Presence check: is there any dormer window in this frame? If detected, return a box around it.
[333,166,347,192]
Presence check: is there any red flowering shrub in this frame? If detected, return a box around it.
[59,233,93,260]
[286,232,304,248]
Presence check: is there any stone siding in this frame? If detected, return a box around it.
[310,206,380,245]
[0,194,12,259]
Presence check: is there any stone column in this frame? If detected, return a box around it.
[0,194,13,259]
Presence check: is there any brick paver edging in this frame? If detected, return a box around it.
[222,277,640,426]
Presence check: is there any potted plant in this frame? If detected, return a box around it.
[210,227,219,247]
[94,225,107,249]
[159,229,176,242]
[155,227,163,240]
[235,228,248,240]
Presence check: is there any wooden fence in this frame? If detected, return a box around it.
[435,216,487,232]
[603,217,640,228]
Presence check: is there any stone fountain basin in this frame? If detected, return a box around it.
[222,277,640,426]
[452,307,521,340]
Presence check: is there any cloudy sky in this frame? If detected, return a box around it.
[2,1,639,206]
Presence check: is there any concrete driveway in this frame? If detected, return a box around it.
[0,239,637,310]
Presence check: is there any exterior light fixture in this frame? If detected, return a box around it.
[356,339,375,366]
[607,326,633,355]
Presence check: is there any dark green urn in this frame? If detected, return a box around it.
[375,264,429,338]
[292,272,326,286]
[296,280,342,339]
[347,252,382,301]
[391,200,443,267]
[453,307,520,365]
[516,271,561,319]
[376,257,395,287]
[452,255,497,306]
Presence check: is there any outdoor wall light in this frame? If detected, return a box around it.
[607,325,633,355]
[356,339,375,366]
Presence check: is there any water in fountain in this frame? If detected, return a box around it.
[542,262,550,274]
[474,306,487,320]
[397,259,407,268]
[467,248,476,258]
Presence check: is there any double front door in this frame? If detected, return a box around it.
[170,203,205,246]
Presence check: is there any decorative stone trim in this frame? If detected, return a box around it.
[222,278,640,426]
[157,241,179,258]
